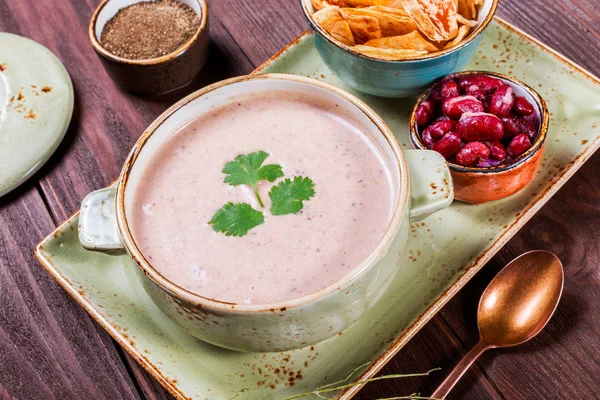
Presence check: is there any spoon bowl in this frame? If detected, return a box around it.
[478,250,564,347]
[432,250,564,399]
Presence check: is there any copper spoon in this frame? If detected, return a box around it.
[431,250,564,399]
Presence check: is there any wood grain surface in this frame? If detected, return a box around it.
[0,0,599,399]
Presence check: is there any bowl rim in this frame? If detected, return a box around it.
[88,0,208,65]
[114,73,410,314]
[299,0,498,63]
[409,70,549,174]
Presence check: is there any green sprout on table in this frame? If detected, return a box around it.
[228,362,441,400]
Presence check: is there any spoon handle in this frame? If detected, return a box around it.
[431,340,490,399]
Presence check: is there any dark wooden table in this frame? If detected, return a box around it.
[1,0,599,399]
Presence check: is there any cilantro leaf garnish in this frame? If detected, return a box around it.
[208,202,264,237]
[211,152,316,237]
[269,177,316,216]
[223,151,284,208]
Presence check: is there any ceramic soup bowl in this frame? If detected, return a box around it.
[89,0,209,95]
[300,0,498,98]
[78,74,454,352]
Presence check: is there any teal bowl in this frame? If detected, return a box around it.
[300,0,498,98]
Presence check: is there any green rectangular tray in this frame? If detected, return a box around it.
[36,17,600,400]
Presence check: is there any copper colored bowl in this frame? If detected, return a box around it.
[409,71,549,204]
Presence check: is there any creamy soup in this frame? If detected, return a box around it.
[129,92,395,304]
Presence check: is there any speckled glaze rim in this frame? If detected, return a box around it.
[408,70,549,174]
[33,18,600,400]
[115,73,410,314]
[0,33,75,198]
[299,0,498,63]
[88,0,208,65]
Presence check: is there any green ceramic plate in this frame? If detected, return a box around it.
[36,17,599,400]
[0,33,74,197]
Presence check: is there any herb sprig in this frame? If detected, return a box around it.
[227,361,441,399]
[209,151,316,237]
[269,176,316,216]
[222,151,283,208]
[208,202,264,237]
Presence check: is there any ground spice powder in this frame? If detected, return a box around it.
[100,0,200,60]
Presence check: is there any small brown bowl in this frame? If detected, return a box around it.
[89,0,209,95]
[409,71,549,204]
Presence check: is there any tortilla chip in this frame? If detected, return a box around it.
[353,45,428,59]
[311,0,327,11]
[373,0,401,4]
[314,6,357,46]
[368,5,409,18]
[456,14,477,27]
[328,0,378,6]
[444,24,471,48]
[339,8,382,43]
[457,0,476,19]
[383,0,408,8]
[401,0,459,41]
[364,31,439,52]
[340,7,417,36]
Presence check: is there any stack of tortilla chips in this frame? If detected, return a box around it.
[311,0,484,60]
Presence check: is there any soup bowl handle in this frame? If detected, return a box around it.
[405,149,454,222]
[78,185,125,254]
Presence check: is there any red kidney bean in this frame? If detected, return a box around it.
[422,119,456,142]
[489,84,514,117]
[415,100,434,126]
[456,112,504,142]
[441,80,460,99]
[486,141,507,161]
[442,95,484,119]
[513,96,535,116]
[430,76,457,102]
[518,118,538,140]
[421,129,435,147]
[470,90,490,103]
[507,133,532,156]
[458,75,503,94]
[501,115,520,138]
[455,142,491,167]
[430,88,443,103]
[432,132,462,158]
